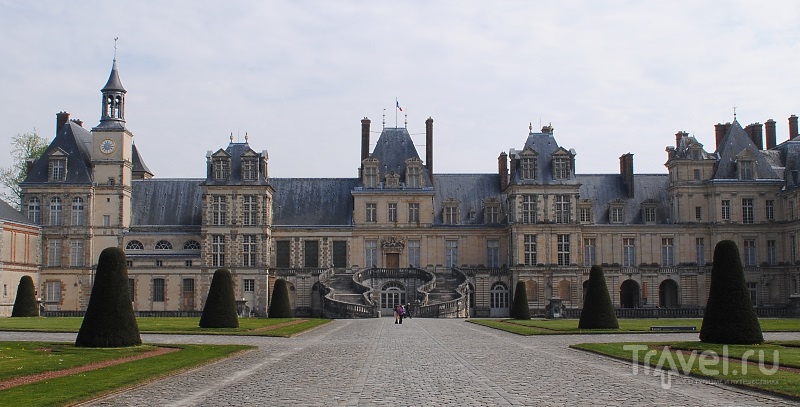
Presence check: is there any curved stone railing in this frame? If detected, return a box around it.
[415,267,468,318]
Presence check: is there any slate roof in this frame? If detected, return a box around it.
[0,199,35,225]
[712,120,779,180]
[771,139,800,189]
[271,178,359,226]
[132,144,153,177]
[203,142,269,186]
[131,179,204,226]
[369,127,432,186]
[577,174,670,224]
[21,121,93,185]
[432,174,504,225]
[511,129,579,185]
[101,59,126,92]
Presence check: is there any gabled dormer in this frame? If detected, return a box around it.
[518,148,538,180]
[735,150,757,180]
[208,149,232,181]
[405,157,424,188]
[240,149,259,181]
[48,149,68,182]
[362,157,379,188]
[550,148,574,181]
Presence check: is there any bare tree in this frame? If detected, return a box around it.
[0,129,49,209]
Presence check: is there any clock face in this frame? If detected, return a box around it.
[100,139,115,154]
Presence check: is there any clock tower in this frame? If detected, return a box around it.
[91,58,134,245]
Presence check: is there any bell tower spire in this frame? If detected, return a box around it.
[96,39,127,130]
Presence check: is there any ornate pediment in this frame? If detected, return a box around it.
[381,236,405,253]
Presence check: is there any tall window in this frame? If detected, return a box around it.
[242,235,257,267]
[47,239,62,267]
[365,240,378,267]
[696,238,705,265]
[523,234,537,266]
[490,282,509,309]
[743,239,757,266]
[28,198,40,224]
[364,165,378,188]
[241,159,257,180]
[661,238,674,267]
[487,240,500,268]
[521,195,537,224]
[276,240,291,268]
[242,195,257,226]
[721,200,731,221]
[129,279,136,301]
[766,200,775,221]
[71,197,84,226]
[695,206,702,221]
[46,281,61,304]
[748,282,757,305]
[365,203,377,222]
[388,203,397,222]
[739,160,754,180]
[304,240,319,268]
[408,203,420,223]
[792,234,797,264]
[49,197,62,226]
[552,157,569,180]
[212,235,225,267]
[408,240,420,268]
[579,206,592,223]
[153,278,165,302]
[70,240,83,267]
[623,238,636,267]
[485,205,499,224]
[444,205,458,225]
[584,238,596,267]
[767,239,777,265]
[213,158,230,180]
[211,196,227,225]
[555,195,571,223]
[445,240,458,268]
[51,158,66,181]
[406,165,421,188]
[742,198,754,224]
[520,156,536,179]
[332,241,347,268]
[557,234,570,265]
[643,206,656,223]
[790,200,796,221]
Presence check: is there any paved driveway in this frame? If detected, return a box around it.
[1,319,795,406]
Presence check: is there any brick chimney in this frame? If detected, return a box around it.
[360,117,370,178]
[70,118,83,127]
[426,117,434,185]
[714,123,731,150]
[56,111,70,135]
[620,153,634,198]
[744,123,764,150]
[675,131,688,147]
[765,119,777,149]
[790,115,798,140]
[498,152,508,190]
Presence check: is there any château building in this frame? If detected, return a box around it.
[9,59,800,318]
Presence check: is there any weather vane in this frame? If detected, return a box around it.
[114,37,119,60]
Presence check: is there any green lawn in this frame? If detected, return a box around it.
[0,317,330,337]
[0,341,252,407]
[469,318,799,335]
[571,340,800,399]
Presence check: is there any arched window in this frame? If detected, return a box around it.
[126,240,144,250]
[558,279,572,301]
[381,281,406,310]
[155,240,173,250]
[49,197,62,226]
[183,240,201,250]
[28,197,40,224]
[490,282,509,309]
[71,197,84,226]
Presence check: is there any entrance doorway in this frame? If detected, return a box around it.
[620,280,640,308]
[381,281,406,315]
[386,253,400,268]
[659,279,679,308]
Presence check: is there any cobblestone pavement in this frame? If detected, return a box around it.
[1,319,797,406]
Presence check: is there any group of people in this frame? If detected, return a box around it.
[393,303,412,324]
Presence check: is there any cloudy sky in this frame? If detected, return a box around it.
[2,1,800,185]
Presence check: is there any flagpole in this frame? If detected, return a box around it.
[395,98,398,128]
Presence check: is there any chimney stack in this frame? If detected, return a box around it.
[56,111,70,135]
[714,123,731,150]
[70,118,83,127]
[620,153,634,198]
[360,117,370,177]
[765,119,777,149]
[426,117,434,185]
[675,131,688,147]
[498,152,508,190]
[790,115,798,140]
[743,123,764,150]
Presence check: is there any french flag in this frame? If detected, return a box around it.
[396,99,403,112]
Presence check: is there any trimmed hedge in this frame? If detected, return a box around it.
[700,240,764,344]
[510,280,531,320]
[76,247,141,347]
[578,265,619,329]
[269,278,293,318]
[11,275,38,317]
[199,269,239,328]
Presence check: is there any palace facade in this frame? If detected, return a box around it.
[9,59,800,318]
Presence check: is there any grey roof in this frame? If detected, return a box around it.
[132,143,153,176]
[271,178,359,226]
[131,179,204,226]
[203,142,269,186]
[713,120,779,180]
[0,199,35,225]
[577,174,670,224]
[369,127,432,185]
[101,59,126,92]
[511,129,579,185]
[21,121,93,185]
[432,174,504,225]
[772,140,800,189]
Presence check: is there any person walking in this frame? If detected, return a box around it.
[394,305,399,324]
[405,303,412,319]
[398,304,405,324]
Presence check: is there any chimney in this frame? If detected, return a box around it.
[765,119,777,149]
[675,131,688,147]
[56,111,70,135]
[70,118,83,127]
[426,117,434,185]
[620,153,634,198]
[714,123,731,150]
[744,123,763,150]
[790,115,798,140]
[498,152,508,190]
[360,117,370,178]
[509,154,516,180]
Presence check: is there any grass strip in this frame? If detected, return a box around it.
[469,318,798,335]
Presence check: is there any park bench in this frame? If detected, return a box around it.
[649,326,697,332]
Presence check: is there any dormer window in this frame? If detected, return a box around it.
[363,158,379,188]
[443,199,460,225]
[405,158,424,188]
[578,200,593,224]
[213,158,230,180]
[484,198,501,224]
[609,201,625,224]
[552,157,570,180]
[739,160,754,180]
[519,150,537,180]
[241,159,257,181]
[50,156,67,182]
[642,201,657,224]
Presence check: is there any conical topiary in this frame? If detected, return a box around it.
[268,278,293,318]
[578,265,619,329]
[76,247,141,347]
[199,269,239,328]
[700,240,763,344]
[510,280,531,320]
[11,275,38,317]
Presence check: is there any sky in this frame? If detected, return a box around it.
[2,1,800,186]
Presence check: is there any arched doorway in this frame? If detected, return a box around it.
[659,279,679,308]
[467,282,476,316]
[381,281,406,315]
[490,282,510,317]
[620,280,640,308]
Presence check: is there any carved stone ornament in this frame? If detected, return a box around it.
[381,236,405,252]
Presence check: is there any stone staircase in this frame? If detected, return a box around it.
[427,272,463,303]
[325,272,369,305]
